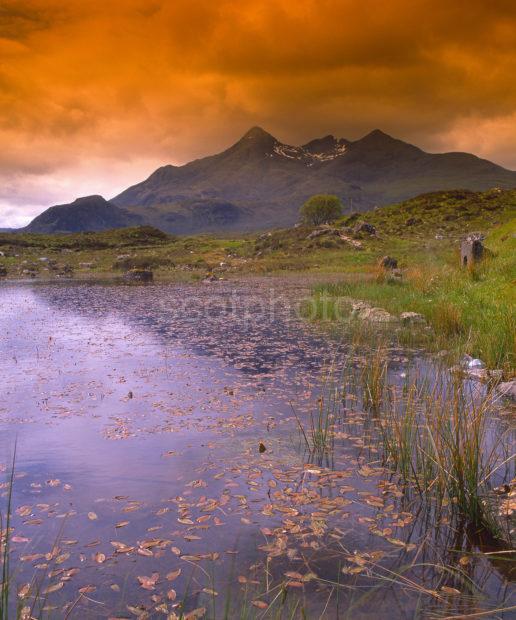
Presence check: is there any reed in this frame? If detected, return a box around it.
[0,449,16,620]
[378,372,514,537]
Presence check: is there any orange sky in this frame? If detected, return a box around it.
[1,0,516,226]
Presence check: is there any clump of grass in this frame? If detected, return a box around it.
[379,373,514,537]
[1,449,16,620]
[291,368,342,457]
[360,346,387,410]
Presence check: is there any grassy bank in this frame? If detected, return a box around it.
[309,217,516,375]
[1,189,514,282]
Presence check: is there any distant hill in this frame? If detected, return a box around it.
[112,126,516,233]
[24,195,142,234]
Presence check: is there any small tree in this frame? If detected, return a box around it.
[300,194,343,226]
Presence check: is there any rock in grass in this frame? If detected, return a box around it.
[378,255,398,270]
[306,227,339,240]
[497,380,516,401]
[351,301,397,323]
[123,268,153,283]
[400,311,426,325]
[338,234,363,249]
[353,221,377,236]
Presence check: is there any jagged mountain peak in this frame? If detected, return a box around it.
[353,128,416,149]
[109,126,516,235]
[228,126,278,157]
[242,126,276,141]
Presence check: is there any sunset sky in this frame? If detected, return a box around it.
[1,0,516,226]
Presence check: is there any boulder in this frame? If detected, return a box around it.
[203,273,219,283]
[378,255,398,270]
[58,264,74,277]
[338,234,363,249]
[351,301,397,323]
[460,232,485,268]
[123,268,153,283]
[400,311,426,325]
[353,221,376,236]
[306,227,339,240]
[497,380,516,401]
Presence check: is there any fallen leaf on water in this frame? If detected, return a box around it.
[17,584,30,598]
[184,608,206,620]
[21,554,44,562]
[16,506,32,517]
[115,521,130,528]
[43,582,64,594]
[87,512,98,521]
[11,536,30,543]
[156,508,169,516]
[137,573,159,591]
[440,586,461,595]
[251,601,268,609]
[94,553,106,564]
[166,569,181,581]
[167,589,177,601]
[284,571,304,580]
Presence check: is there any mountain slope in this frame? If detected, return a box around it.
[25,195,142,234]
[112,127,516,233]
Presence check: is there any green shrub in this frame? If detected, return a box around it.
[300,194,343,226]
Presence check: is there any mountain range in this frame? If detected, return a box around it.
[24,127,516,234]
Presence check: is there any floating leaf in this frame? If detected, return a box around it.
[137,573,159,591]
[17,584,30,598]
[440,586,461,595]
[43,582,64,595]
[184,608,206,620]
[251,600,268,609]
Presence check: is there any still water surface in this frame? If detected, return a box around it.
[0,280,513,618]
